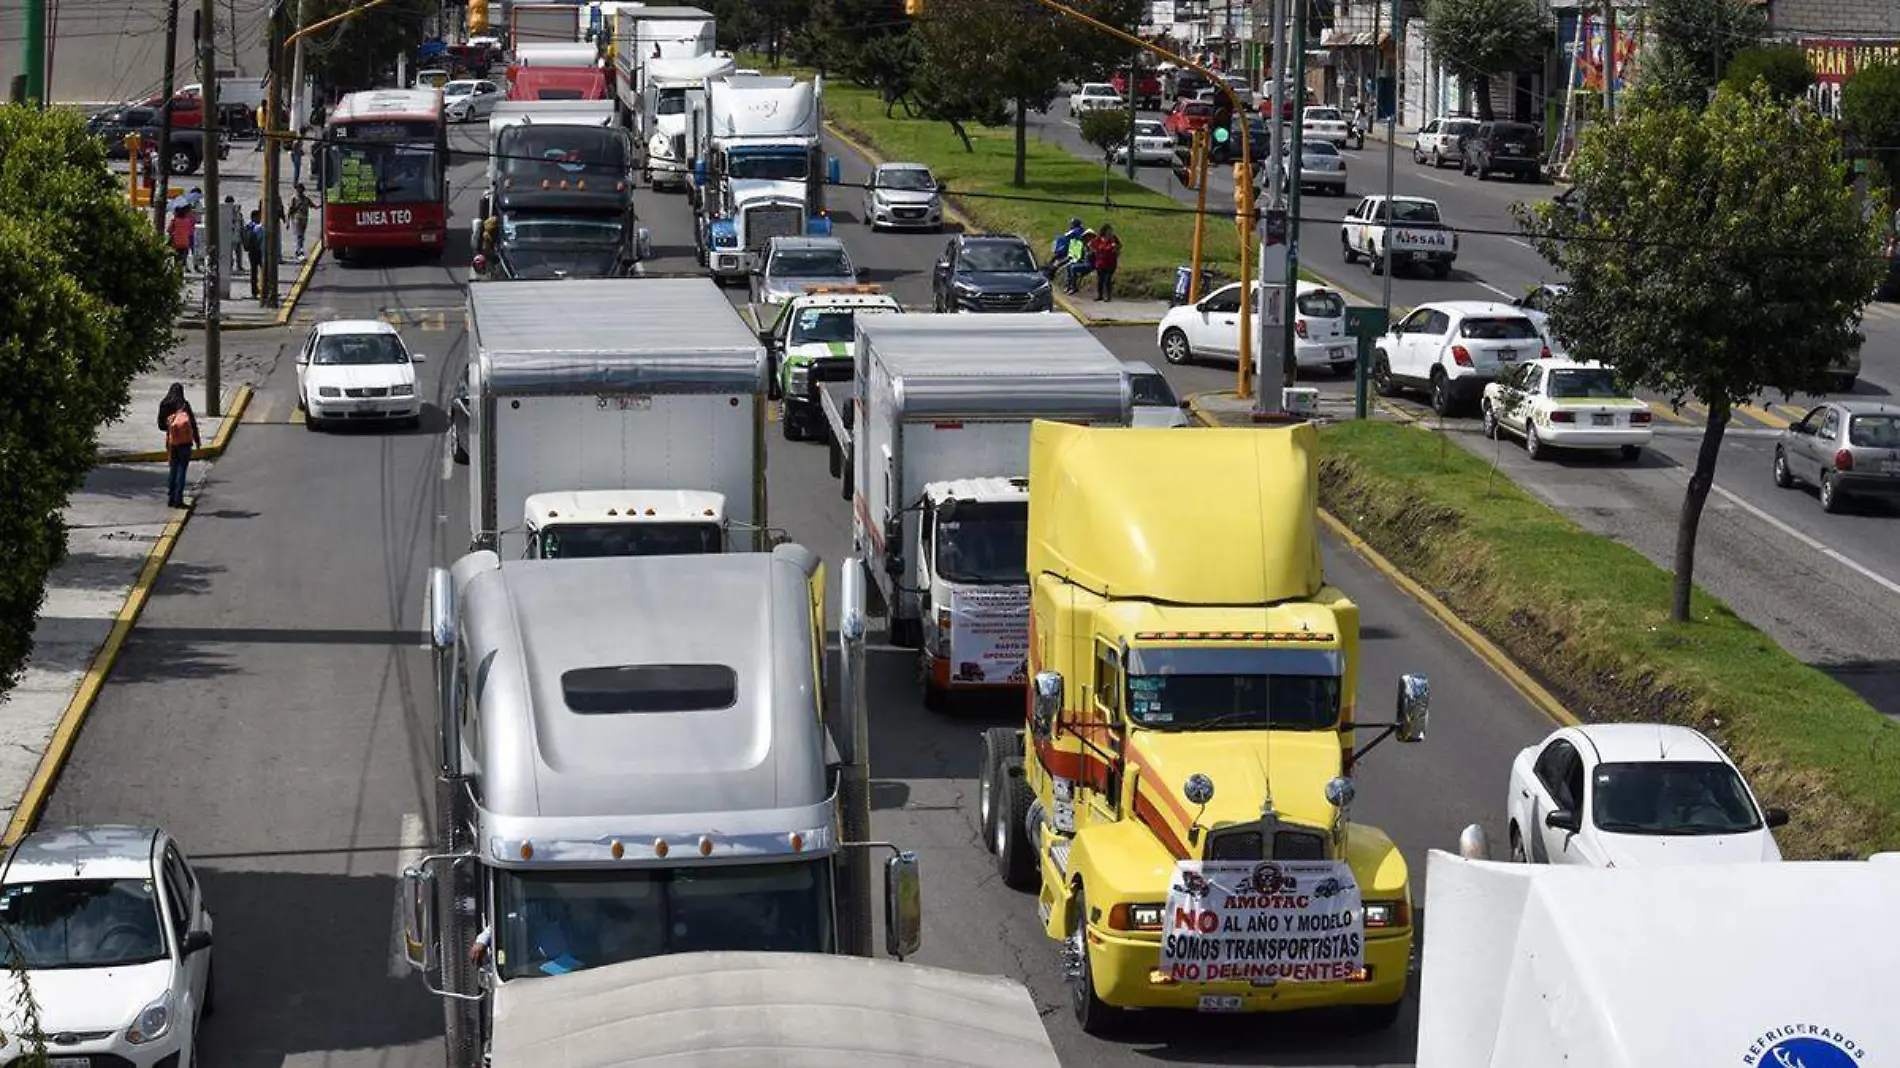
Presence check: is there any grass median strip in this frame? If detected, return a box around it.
[1317,419,1900,860]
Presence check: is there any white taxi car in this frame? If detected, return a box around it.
[1113,118,1175,166]
[0,825,215,1067]
[1069,83,1122,116]
[295,319,426,431]
[1481,357,1653,461]
[1157,280,1356,376]
[1507,724,1787,868]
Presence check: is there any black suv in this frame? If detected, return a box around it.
[1462,121,1543,182]
[931,234,1052,313]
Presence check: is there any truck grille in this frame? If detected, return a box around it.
[977,291,1032,310]
[1206,824,1332,861]
[810,359,854,385]
[344,387,389,398]
[743,204,804,252]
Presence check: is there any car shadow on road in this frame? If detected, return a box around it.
[1818,660,1900,719]
[191,866,443,1066]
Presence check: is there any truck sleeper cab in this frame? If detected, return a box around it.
[403,548,920,1067]
[981,422,1430,1035]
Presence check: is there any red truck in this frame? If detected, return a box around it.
[1111,69,1162,111]
[505,65,608,101]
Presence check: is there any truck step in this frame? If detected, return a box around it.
[1048,837,1073,878]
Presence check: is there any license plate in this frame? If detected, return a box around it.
[1330,346,1351,359]
[1592,413,1615,427]
[1498,349,1517,361]
[1198,995,1244,1013]
[49,1059,90,1068]
[1883,460,1900,474]
[1505,143,1523,152]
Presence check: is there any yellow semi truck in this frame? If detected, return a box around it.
[978,421,1432,1035]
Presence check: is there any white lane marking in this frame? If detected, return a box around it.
[1507,238,1535,251]
[440,432,454,483]
[1707,482,1900,600]
[1473,279,1517,299]
[389,812,429,978]
[1412,171,1458,188]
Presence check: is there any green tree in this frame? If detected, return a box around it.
[1842,63,1900,205]
[1719,46,1813,103]
[1636,0,1767,110]
[1514,87,1878,622]
[1422,0,1544,121]
[0,105,180,693]
[1078,107,1131,198]
[298,0,436,92]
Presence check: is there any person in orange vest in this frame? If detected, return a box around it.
[158,383,202,508]
[166,203,196,270]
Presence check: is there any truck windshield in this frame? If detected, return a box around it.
[935,501,1028,585]
[656,89,688,116]
[494,859,834,981]
[1125,672,1342,731]
[534,521,722,558]
[729,150,808,181]
[791,308,892,345]
[497,127,627,182]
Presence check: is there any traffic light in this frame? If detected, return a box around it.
[467,0,489,35]
[1208,96,1234,162]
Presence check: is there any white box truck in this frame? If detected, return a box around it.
[609,6,715,130]
[850,315,1130,707]
[465,278,769,559]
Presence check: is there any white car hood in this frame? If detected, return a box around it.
[873,187,938,206]
[729,177,807,209]
[307,362,416,392]
[1597,829,1780,867]
[0,959,171,1034]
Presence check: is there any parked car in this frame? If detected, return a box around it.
[1374,300,1549,415]
[1157,280,1356,376]
[1772,399,1900,513]
[1507,724,1787,867]
[1302,105,1351,148]
[1288,138,1348,196]
[931,233,1052,313]
[86,105,225,175]
[1113,118,1174,165]
[1069,82,1122,116]
[1481,358,1654,461]
[295,319,427,430]
[753,235,861,307]
[1412,116,1480,168]
[443,78,503,122]
[863,161,943,231]
[1123,360,1191,427]
[1462,120,1544,181]
[1163,98,1214,138]
[0,825,216,1068]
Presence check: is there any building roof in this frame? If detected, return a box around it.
[458,551,826,825]
[1028,421,1324,606]
[3,825,158,883]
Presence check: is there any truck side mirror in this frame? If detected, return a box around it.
[1031,670,1063,741]
[1457,823,1491,860]
[693,160,707,186]
[1395,673,1429,742]
[827,156,841,185]
[883,851,922,958]
[399,864,437,974]
[1544,809,1580,834]
[426,567,456,651]
[636,227,652,261]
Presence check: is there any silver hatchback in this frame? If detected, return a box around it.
[1773,399,1900,513]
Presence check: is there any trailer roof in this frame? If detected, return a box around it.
[856,314,1130,422]
[489,952,1063,1067]
[456,550,826,824]
[469,279,765,394]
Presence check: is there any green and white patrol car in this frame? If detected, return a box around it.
[762,287,904,442]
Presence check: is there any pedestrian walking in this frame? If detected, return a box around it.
[1090,224,1122,302]
[288,183,315,259]
[158,383,201,509]
[289,132,305,185]
[245,209,265,299]
[225,196,245,273]
[166,204,195,270]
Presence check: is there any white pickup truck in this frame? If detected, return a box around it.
[1341,194,1458,279]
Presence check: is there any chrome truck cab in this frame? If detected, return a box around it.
[402,547,919,1067]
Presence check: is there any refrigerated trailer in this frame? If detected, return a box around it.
[465,278,768,559]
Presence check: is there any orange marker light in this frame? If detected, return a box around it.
[610,840,625,859]
[519,841,534,860]
[653,838,670,858]
[698,836,713,856]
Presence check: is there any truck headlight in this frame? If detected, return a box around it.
[1108,902,1166,931]
[125,989,174,1044]
[787,365,809,395]
[1363,900,1410,929]
[713,229,738,249]
[318,386,342,398]
[391,382,415,397]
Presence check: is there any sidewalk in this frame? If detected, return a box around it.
[0,377,251,840]
[1187,388,1385,427]
[1053,290,1170,326]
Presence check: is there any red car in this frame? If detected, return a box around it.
[1162,99,1212,137]
[1112,68,1162,110]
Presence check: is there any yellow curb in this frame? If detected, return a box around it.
[4,505,193,845]
[98,383,254,464]
[1183,393,1577,728]
[277,237,325,326]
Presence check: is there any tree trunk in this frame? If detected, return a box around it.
[1474,74,1495,121]
[1013,97,1028,187]
[950,119,973,152]
[1670,397,1730,622]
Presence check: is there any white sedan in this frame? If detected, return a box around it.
[1481,357,1652,461]
[1113,119,1175,166]
[1069,83,1122,116]
[443,78,502,123]
[1507,723,1788,868]
[1302,105,1351,147]
[1157,280,1358,376]
[295,319,426,430]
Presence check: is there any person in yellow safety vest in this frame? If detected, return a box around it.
[1062,229,1095,294]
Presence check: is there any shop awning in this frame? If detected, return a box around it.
[1321,29,1391,47]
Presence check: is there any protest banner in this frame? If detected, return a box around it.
[948,585,1029,686]
[1158,860,1366,986]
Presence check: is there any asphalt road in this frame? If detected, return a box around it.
[31,121,1575,1066]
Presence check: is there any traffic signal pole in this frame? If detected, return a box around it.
[22,0,46,104]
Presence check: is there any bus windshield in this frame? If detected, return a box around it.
[324,142,441,204]
[493,860,834,980]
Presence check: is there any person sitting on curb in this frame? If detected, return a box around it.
[1063,228,1096,294]
[1049,217,1084,278]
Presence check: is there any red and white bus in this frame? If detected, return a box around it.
[320,88,449,259]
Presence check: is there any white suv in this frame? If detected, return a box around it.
[1373,300,1550,415]
[1413,116,1481,169]
[0,826,215,1067]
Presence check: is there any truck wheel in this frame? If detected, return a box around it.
[1373,355,1402,398]
[1067,887,1128,1035]
[978,730,1004,853]
[1340,233,1358,264]
[1369,245,1384,275]
[779,401,803,442]
[436,780,481,1068]
[991,733,1038,891]
[840,448,854,500]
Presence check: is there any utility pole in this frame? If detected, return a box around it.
[1601,0,1616,120]
[199,0,224,417]
[1367,0,1399,418]
[1125,48,1138,180]
[22,0,46,104]
[153,0,182,234]
[262,2,283,306]
[1255,0,1287,412]
[836,558,874,957]
[291,0,308,138]
[1278,0,1306,390]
